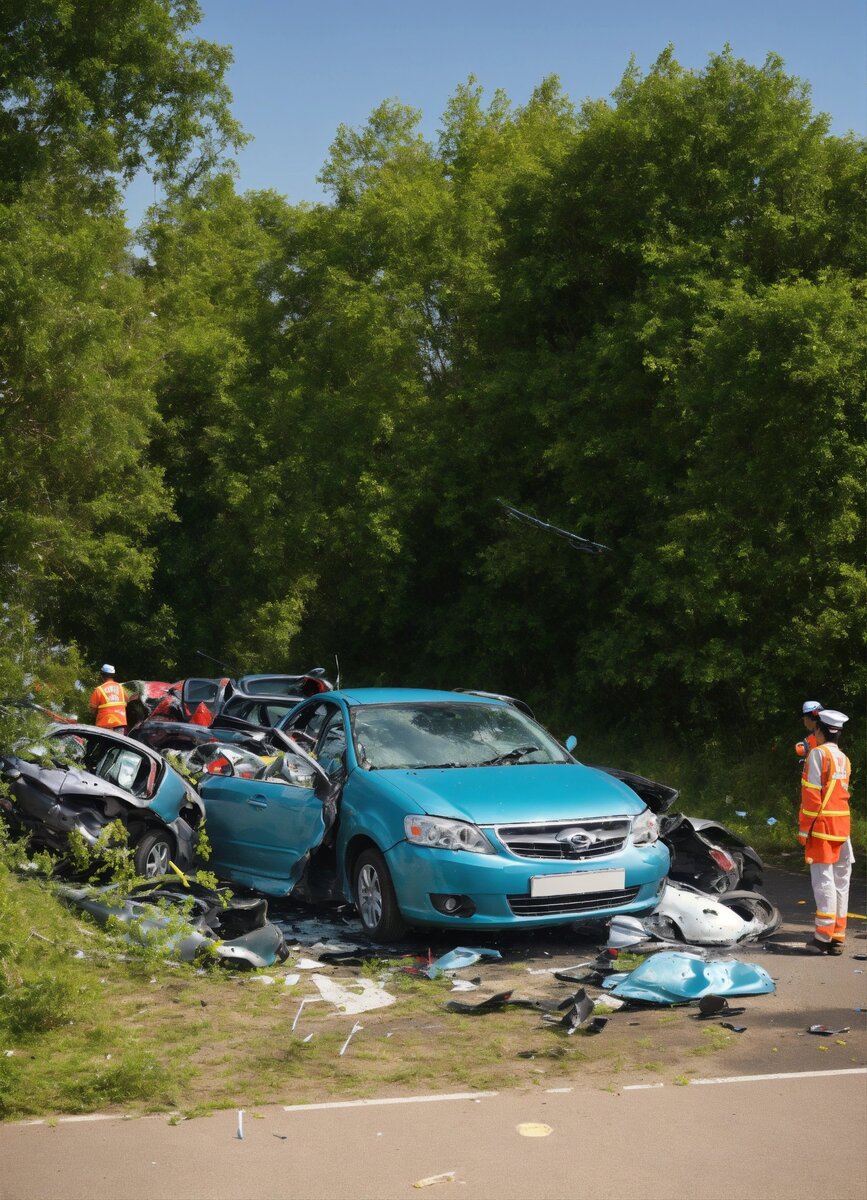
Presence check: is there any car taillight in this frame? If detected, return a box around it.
[709,847,736,873]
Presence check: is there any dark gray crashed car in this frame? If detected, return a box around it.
[0,725,204,876]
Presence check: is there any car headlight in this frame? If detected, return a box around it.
[631,806,659,845]
[404,814,495,855]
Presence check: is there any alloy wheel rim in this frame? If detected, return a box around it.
[146,842,170,876]
[357,864,382,929]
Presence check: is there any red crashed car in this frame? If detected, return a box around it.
[125,671,333,729]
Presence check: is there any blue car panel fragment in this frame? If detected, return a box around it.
[201,688,671,935]
[602,952,776,1003]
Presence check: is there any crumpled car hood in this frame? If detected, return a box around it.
[371,763,646,825]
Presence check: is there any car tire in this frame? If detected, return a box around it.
[133,830,175,878]
[352,847,406,941]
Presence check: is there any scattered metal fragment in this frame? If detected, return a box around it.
[808,1025,851,1036]
[292,998,319,1032]
[413,1172,456,1189]
[424,947,501,978]
[58,881,289,969]
[542,989,594,1034]
[236,1110,244,1141]
[445,990,516,1014]
[339,1022,363,1056]
[311,974,395,1015]
[720,1022,747,1033]
[642,885,781,946]
[603,953,774,1004]
[696,995,746,1019]
[584,1017,608,1035]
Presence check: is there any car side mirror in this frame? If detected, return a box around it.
[565,735,577,753]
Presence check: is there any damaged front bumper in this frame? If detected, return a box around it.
[382,840,669,929]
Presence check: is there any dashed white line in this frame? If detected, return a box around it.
[621,1067,867,1092]
[690,1068,867,1086]
[282,1091,498,1113]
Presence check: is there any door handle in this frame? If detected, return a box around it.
[247,796,268,809]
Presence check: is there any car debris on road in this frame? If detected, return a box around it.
[57,879,289,968]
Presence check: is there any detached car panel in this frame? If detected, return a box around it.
[201,689,670,938]
[0,725,204,876]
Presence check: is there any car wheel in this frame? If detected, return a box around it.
[133,830,174,878]
[352,848,406,941]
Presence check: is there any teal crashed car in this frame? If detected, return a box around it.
[200,689,670,940]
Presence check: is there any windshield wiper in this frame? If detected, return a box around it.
[476,745,541,767]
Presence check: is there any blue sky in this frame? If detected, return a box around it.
[125,0,866,223]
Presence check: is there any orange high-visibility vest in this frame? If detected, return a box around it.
[90,680,128,729]
[799,743,851,864]
[794,731,818,758]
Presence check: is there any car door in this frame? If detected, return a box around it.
[200,767,326,894]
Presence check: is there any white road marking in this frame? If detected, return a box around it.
[21,1113,132,1126]
[690,1068,867,1086]
[621,1067,867,1093]
[282,1091,499,1113]
[544,1087,573,1094]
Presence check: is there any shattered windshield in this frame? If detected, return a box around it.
[350,703,570,770]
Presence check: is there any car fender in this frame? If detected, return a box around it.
[335,768,420,897]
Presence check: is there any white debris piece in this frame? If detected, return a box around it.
[253,975,276,986]
[293,958,322,970]
[283,974,301,987]
[311,974,395,1015]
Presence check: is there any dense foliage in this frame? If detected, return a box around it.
[0,15,863,749]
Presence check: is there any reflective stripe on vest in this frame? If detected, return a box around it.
[799,744,851,864]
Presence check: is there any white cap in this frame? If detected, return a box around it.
[818,709,848,731]
[100,663,116,675]
[802,700,822,714]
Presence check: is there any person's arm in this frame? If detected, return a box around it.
[799,746,825,845]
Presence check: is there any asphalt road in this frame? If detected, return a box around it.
[1,866,865,1200]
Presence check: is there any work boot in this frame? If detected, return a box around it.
[807,937,832,953]
[827,941,844,956]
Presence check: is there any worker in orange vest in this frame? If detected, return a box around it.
[794,699,822,759]
[89,664,129,734]
[799,709,852,955]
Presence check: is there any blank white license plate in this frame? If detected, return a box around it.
[530,869,626,898]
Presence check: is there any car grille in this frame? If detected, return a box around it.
[495,818,631,860]
[507,886,641,917]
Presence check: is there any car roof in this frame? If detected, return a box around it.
[330,688,511,709]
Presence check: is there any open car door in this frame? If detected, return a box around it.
[200,750,335,896]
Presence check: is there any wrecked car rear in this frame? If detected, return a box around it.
[0,725,204,876]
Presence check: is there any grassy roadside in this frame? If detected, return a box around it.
[1,846,753,1122]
